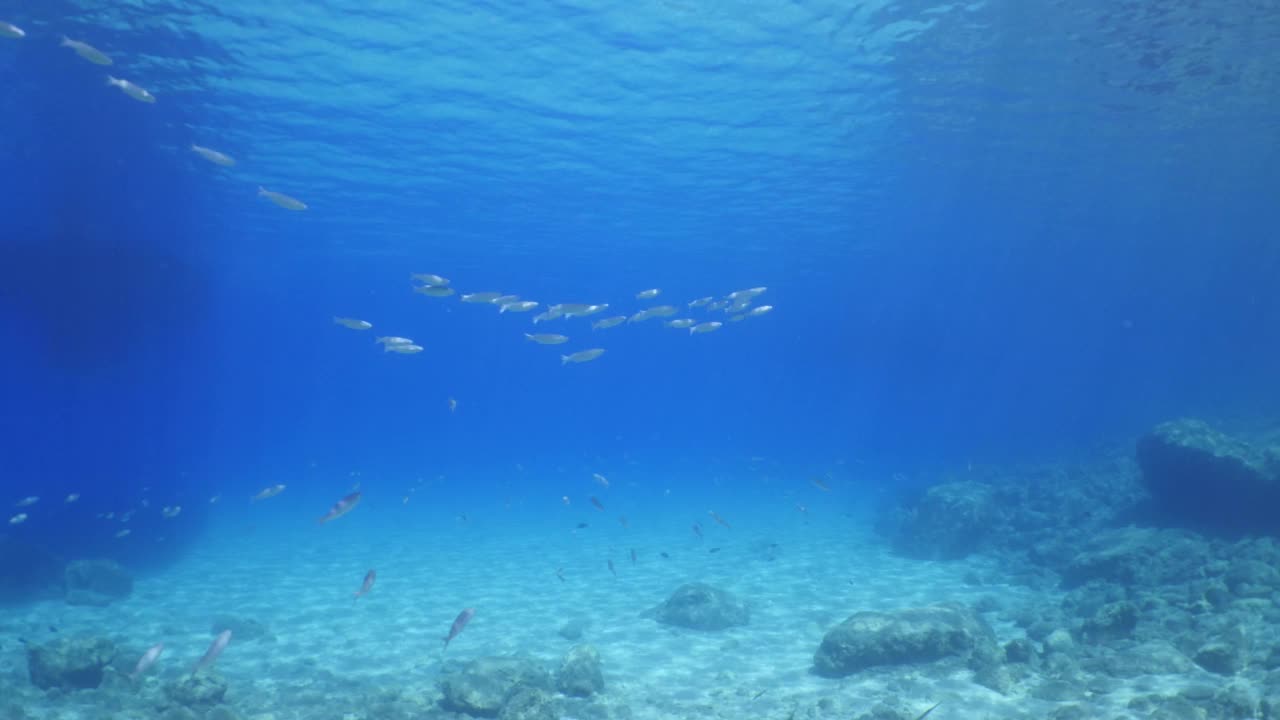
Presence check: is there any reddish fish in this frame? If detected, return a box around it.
[130,642,164,680]
[443,608,475,649]
[193,630,231,675]
[354,569,376,599]
[318,491,362,524]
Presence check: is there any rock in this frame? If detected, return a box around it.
[558,618,589,641]
[878,481,999,560]
[1195,642,1242,675]
[813,604,999,678]
[1044,628,1074,654]
[1080,601,1138,643]
[63,559,133,606]
[1003,639,1035,664]
[498,685,558,720]
[205,707,243,720]
[439,656,551,717]
[1137,418,1280,533]
[165,674,228,706]
[1225,559,1280,598]
[1060,527,1209,589]
[648,583,749,631]
[0,538,64,604]
[1095,640,1196,677]
[557,645,604,697]
[26,636,117,689]
[210,615,273,642]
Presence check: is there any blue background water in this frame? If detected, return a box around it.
[0,0,1277,567]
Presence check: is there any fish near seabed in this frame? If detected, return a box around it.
[318,491,362,524]
[193,630,231,675]
[130,642,164,680]
[443,608,475,650]
[354,569,376,599]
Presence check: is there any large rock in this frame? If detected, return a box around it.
[439,656,551,718]
[0,538,64,604]
[64,559,133,606]
[813,605,999,678]
[1137,419,1280,533]
[165,674,228,706]
[648,583,749,631]
[26,636,117,689]
[556,644,603,697]
[878,482,999,559]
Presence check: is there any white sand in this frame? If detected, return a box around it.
[0,498,1214,719]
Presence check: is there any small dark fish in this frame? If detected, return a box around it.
[556,568,566,582]
[914,702,941,720]
[575,522,589,529]
[589,496,605,511]
[318,491,361,524]
[660,552,670,559]
[48,625,58,633]
[607,559,616,577]
[618,515,629,529]
[443,608,475,650]
[354,569,376,599]
[692,522,703,539]
[751,689,768,701]
[629,548,637,564]
[709,547,721,554]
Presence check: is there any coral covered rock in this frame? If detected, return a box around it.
[26,635,117,689]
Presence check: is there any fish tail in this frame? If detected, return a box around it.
[560,355,569,365]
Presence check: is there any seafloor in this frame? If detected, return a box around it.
[4,418,1280,720]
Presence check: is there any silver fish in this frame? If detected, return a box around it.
[193,630,231,675]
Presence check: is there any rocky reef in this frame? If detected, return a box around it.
[862,417,1280,718]
[1137,418,1280,533]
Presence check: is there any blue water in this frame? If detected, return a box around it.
[0,2,1278,716]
